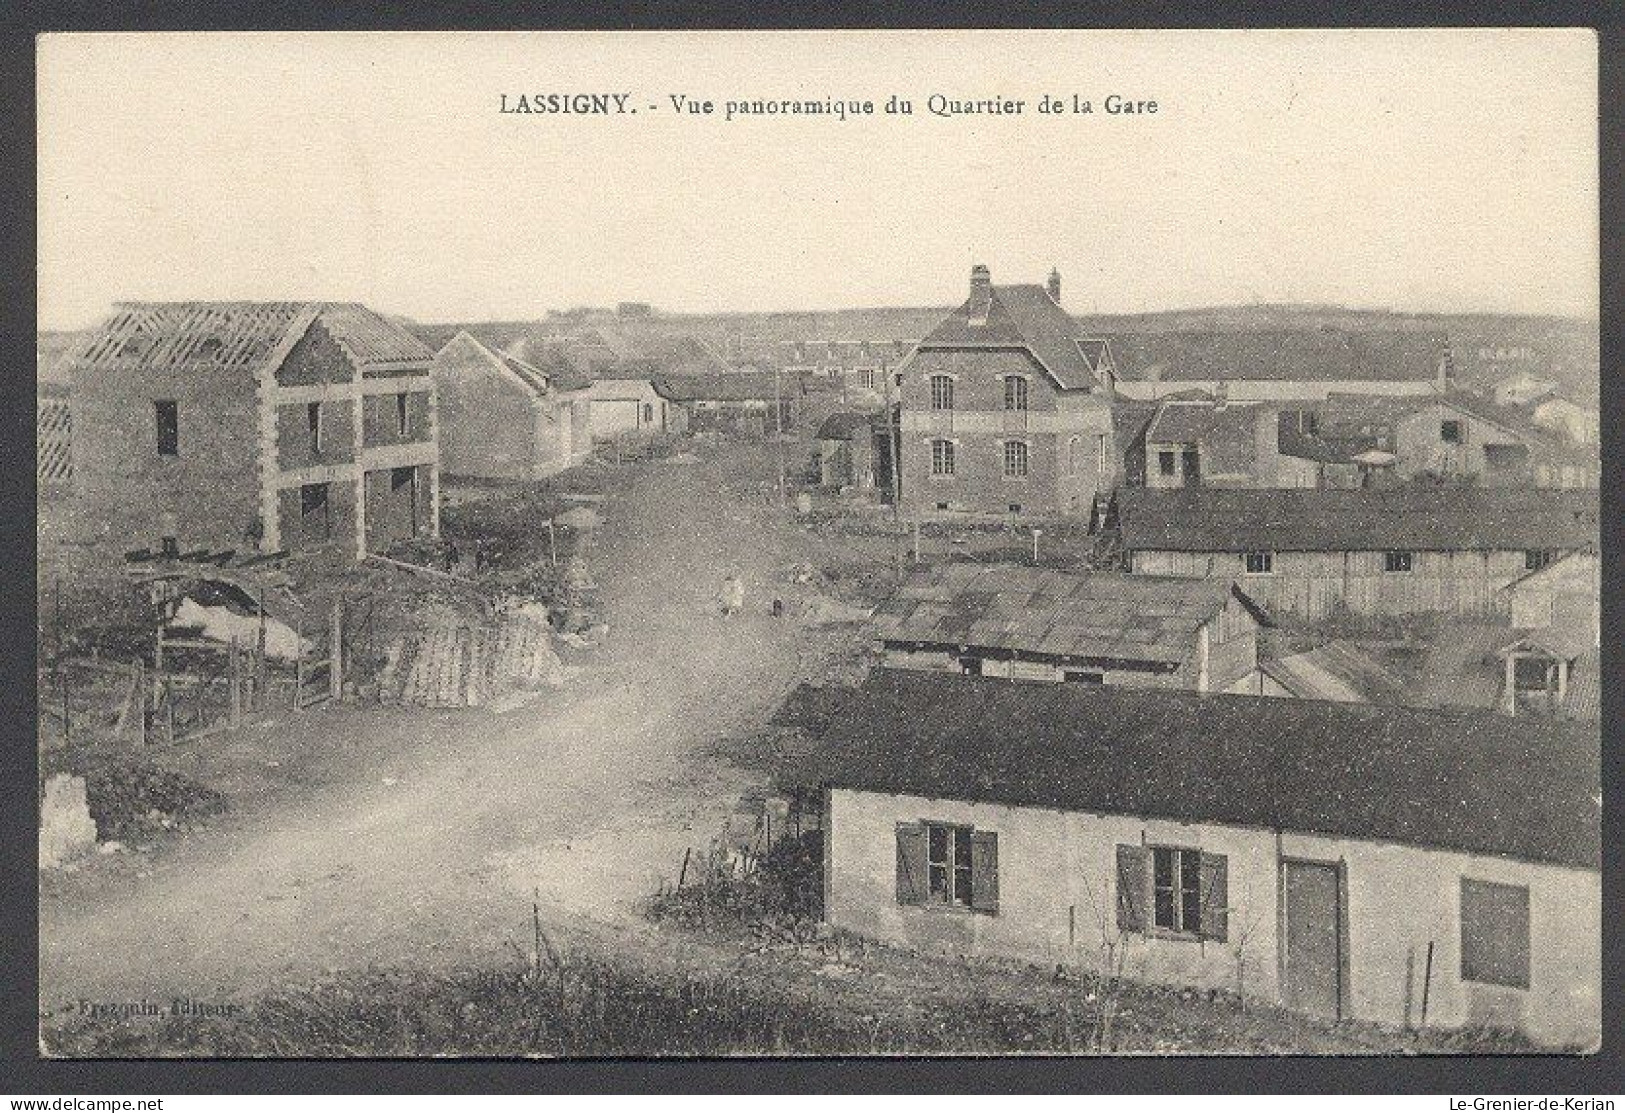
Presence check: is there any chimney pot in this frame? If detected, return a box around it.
[1047,268,1062,304]
[969,265,993,324]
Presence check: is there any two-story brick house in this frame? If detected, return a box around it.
[899,267,1117,519]
[68,301,439,564]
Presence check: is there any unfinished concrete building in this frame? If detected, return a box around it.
[67,301,440,564]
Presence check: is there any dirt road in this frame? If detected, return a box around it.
[40,444,836,1023]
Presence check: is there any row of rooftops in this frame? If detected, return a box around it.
[1111,486,1598,554]
[782,668,1600,871]
[913,267,1457,394]
[47,276,1460,396]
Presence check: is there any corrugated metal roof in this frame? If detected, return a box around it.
[790,670,1600,870]
[1116,487,1598,553]
[871,564,1248,666]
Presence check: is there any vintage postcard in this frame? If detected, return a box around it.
[34,29,1599,1059]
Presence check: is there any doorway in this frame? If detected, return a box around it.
[1282,858,1344,1020]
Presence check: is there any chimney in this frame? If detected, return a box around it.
[968,265,992,325]
[1047,268,1062,304]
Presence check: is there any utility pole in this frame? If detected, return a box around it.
[774,364,786,502]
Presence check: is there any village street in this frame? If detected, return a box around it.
[39,444,837,1025]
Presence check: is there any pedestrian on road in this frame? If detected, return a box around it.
[719,573,745,618]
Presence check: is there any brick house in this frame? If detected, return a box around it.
[900,266,1117,519]
[67,302,439,564]
[796,669,1600,1049]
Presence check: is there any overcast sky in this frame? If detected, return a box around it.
[37,30,1597,330]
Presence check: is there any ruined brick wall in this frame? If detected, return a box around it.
[68,359,262,555]
[361,385,432,450]
[363,465,432,551]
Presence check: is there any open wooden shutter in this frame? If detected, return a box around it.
[1116,844,1149,933]
[1199,851,1229,942]
[970,830,999,914]
[895,822,927,906]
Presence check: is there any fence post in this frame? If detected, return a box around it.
[256,587,268,713]
[229,639,242,727]
[330,596,343,702]
[135,658,147,747]
[293,615,304,710]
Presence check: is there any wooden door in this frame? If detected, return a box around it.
[1283,859,1343,1019]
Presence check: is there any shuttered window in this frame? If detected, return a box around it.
[1117,843,1227,942]
[895,821,997,914]
[1460,878,1530,989]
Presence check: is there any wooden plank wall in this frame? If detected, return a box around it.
[1133,549,1535,621]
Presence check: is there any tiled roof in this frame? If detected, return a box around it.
[71,302,433,374]
[918,284,1108,391]
[870,564,1253,666]
[791,669,1600,870]
[1105,329,1449,384]
[1115,487,1598,553]
[1144,400,1265,446]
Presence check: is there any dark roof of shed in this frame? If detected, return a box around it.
[656,371,796,402]
[871,564,1254,666]
[1115,487,1598,553]
[793,669,1599,870]
[817,411,881,440]
[1262,641,1408,704]
[1144,400,1265,446]
[1105,329,1449,384]
[918,284,1106,391]
[70,302,433,373]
